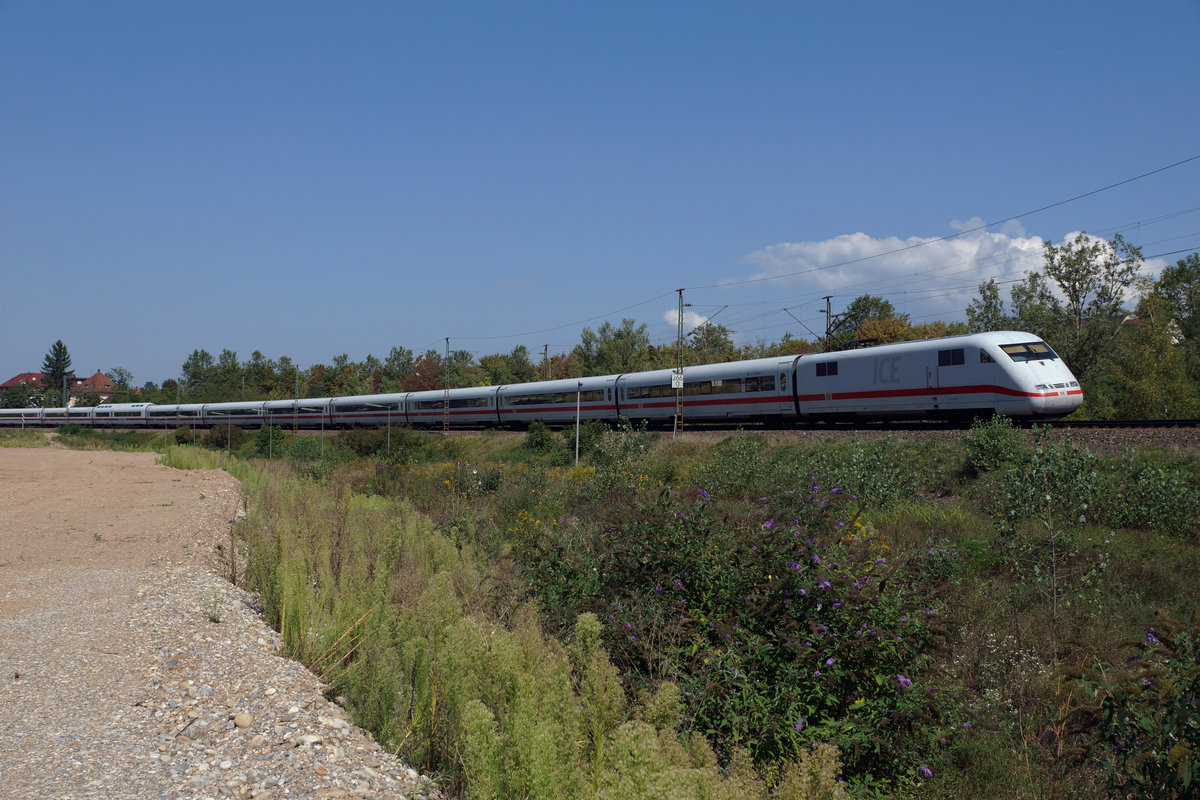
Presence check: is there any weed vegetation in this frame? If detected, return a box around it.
[155,417,1200,800]
[0,429,46,448]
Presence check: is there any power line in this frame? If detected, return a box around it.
[685,153,1200,291]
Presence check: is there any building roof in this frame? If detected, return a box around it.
[0,372,45,390]
[1,371,114,394]
[77,370,115,393]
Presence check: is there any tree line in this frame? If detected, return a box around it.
[5,235,1197,418]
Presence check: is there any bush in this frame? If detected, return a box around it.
[1098,450,1200,539]
[341,426,389,457]
[1100,619,1200,799]
[204,423,247,451]
[524,420,556,452]
[961,413,1026,472]
[254,425,287,456]
[587,419,653,492]
[519,484,953,794]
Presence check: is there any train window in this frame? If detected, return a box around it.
[744,376,771,392]
[938,348,965,367]
[816,362,838,377]
[980,349,995,364]
[1000,341,1060,362]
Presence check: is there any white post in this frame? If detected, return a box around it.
[575,381,582,466]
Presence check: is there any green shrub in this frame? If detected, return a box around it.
[253,425,287,456]
[519,483,953,795]
[341,426,389,456]
[587,419,654,492]
[1098,450,1200,539]
[961,413,1026,472]
[524,420,556,452]
[204,423,247,451]
[1100,619,1200,799]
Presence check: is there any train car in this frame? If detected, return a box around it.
[263,398,333,430]
[404,386,499,426]
[329,393,406,428]
[67,406,94,424]
[146,403,207,429]
[203,401,266,428]
[793,332,1081,420]
[0,408,42,427]
[92,403,152,427]
[616,357,798,424]
[497,376,617,426]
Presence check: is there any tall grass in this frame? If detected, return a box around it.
[0,429,46,448]
[235,457,855,799]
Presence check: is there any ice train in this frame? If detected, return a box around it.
[0,332,1081,430]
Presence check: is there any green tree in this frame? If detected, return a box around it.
[843,294,901,326]
[1040,232,1143,381]
[41,340,74,407]
[1098,293,1200,418]
[181,349,216,399]
[477,345,537,386]
[1,381,34,409]
[215,349,242,398]
[966,278,1013,332]
[687,322,737,364]
[575,319,652,375]
[1150,252,1200,384]
[243,351,277,398]
[106,367,133,400]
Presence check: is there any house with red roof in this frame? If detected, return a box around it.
[0,370,116,404]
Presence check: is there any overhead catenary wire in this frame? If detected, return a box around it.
[434,154,1199,358]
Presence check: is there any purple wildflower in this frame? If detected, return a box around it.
[794,717,807,732]
[764,518,776,531]
[830,487,843,495]
[825,657,835,666]
[1146,629,1160,645]
[697,488,710,499]
[919,766,932,778]
[897,674,913,689]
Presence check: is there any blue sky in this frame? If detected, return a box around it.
[3,1,1198,385]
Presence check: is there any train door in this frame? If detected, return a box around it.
[605,378,618,420]
[927,365,939,411]
[777,367,792,416]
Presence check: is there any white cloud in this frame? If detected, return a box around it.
[726,225,1049,328]
[738,227,1045,294]
[662,309,710,329]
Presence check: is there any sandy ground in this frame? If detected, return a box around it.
[0,447,238,601]
[0,447,437,799]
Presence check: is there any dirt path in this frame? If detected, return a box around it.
[0,448,436,800]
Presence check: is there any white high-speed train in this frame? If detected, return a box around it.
[0,332,1082,429]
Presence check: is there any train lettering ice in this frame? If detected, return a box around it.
[0,331,1082,429]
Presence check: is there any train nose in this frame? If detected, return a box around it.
[1033,383,1083,416]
